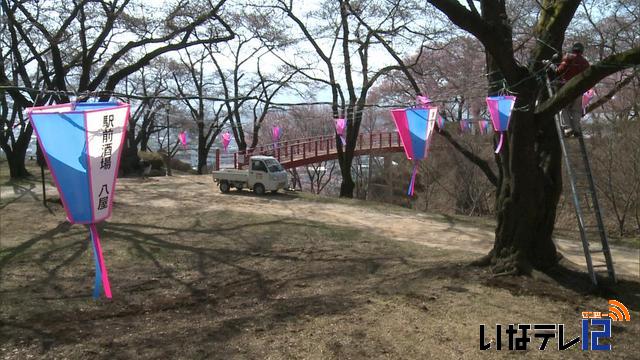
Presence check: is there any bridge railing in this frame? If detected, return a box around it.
[214,131,402,170]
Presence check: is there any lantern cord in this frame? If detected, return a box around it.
[407,161,419,196]
[89,224,112,299]
[495,132,505,154]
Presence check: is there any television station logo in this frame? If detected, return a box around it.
[480,299,631,351]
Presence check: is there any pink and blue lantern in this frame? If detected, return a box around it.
[28,102,130,299]
[272,126,282,144]
[335,118,346,145]
[486,95,516,153]
[436,114,445,130]
[459,119,472,134]
[582,88,595,114]
[178,131,189,149]
[479,120,490,135]
[390,106,437,196]
[222,131,231,152]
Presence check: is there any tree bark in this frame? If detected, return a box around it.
[197,121,207,174]
[6,149,31,178]
[2,125,32,179]
[484,76,562,274]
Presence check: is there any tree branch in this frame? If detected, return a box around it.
[437,127,498,187]
[536,46,640,118]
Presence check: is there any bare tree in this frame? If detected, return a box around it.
[0,0,234,178]
[170,51,228,174]
[258,0,435,197]
[393,0,640,276]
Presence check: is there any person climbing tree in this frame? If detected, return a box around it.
[554,42,591,137]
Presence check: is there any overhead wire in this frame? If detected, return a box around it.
[1,60,631,127]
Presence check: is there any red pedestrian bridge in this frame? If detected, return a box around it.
[213,131,405,170]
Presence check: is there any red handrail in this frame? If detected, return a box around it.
[228,131,401,169]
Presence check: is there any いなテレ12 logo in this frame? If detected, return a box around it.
[480,299,631,351]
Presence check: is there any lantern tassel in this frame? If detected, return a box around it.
[495,132,505,154]
[89,224,112,299]
[407,161,419,196]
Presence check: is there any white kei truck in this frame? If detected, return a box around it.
[212,156,289,195]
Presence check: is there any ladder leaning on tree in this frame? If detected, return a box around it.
[544,73,616,286]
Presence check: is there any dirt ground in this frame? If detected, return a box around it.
[1,173,639,359]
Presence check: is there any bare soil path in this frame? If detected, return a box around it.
[1,175,638,359]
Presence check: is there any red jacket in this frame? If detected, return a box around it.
[557,53,589,82]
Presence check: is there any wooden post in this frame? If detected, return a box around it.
[326,139,330,154]
[303,142,306,159]
[388,132,392,147]
[290,144,294,163]
[315,140,318,157]
[379,132,382,148]
[369,133,373,150]
[359,134,363,150]
[215,149,220,171]
[233,152,237,169]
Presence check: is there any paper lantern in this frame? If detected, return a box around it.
[459,119,472,134]
[582,88,595,114]
[272,126,282,143]
[28,101,130,299]
[178,131,189,149]
[222,131,231,152]
[479,120,490,135]
[335,118,346,145]
[486,96,516,153]
[436,114,445,130]
[390,106,437,196]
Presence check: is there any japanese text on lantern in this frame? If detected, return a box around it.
[98,114,114,210]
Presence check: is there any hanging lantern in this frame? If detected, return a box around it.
[582,88,595,115]
[390,106,437,196]
[272,125,282,143]
[436,114,445,130]
[335,118,347,145]
[222,132,231,152]
[486,95,516,153]
[479,120,490,135]
[459,119,472,134]
[178,131,189,149]
[28,101,131,299]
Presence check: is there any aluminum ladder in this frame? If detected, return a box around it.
[544,75,616,286]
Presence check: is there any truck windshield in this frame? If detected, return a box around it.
[264,159,284,172]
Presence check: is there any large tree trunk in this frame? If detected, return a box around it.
[339,157,355,197]
[197,122,207,174]
[6,150,31,179]
[3,126,33,179]
[488,82,563,274]
[119,127,141,176]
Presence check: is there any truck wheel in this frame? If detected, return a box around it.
[219,181,230,193]
[253,183,265,195]
[235,185,243,192]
